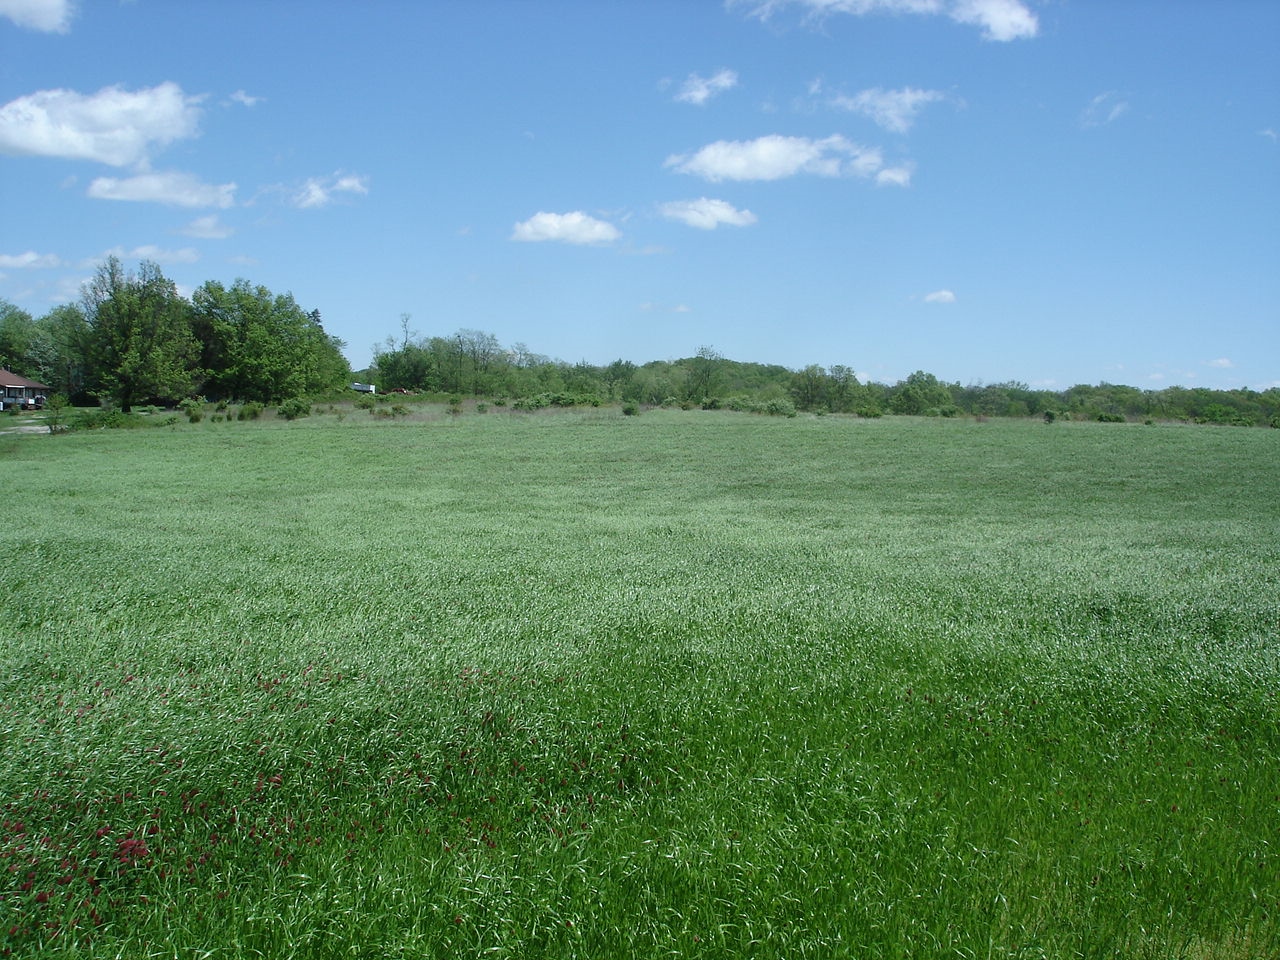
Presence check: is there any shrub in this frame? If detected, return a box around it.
[277,397,311,420]
[1043,410,1057,423]
[70,409,146,431]
[622,403,639,417]
[179,398,204,423]
[476,403,488,414]
[1096,412,1125,423]
[701,397,722,410]
[238,402,264,421]
[856,406,883,419]
[355,394,377,411]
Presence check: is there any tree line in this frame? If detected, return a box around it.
[3,266,1276,425]
[0,258,349,410]
[371,329,1279,426]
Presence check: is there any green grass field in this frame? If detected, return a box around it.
[2,409,1277,958]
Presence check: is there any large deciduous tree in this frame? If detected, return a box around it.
[191,279,349,402]
[83,258,200,410]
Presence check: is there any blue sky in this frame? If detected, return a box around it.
[1,0,1276,389]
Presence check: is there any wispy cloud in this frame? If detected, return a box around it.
[829,86,946,133]
[924,289,956,303]
[292,172,369,209]
[660,198,757,229]
[511,211,620,245]
[1259,128,1278,143]
[99,245,201,266]
[733,0,1038,42]
[666,134,887,182]
[0,0,75,33]
[0,250,63,269]
[88,171,236,208]
[180,214,234,239]
[1080,91,1130,128]
[228,90,264,108]
[675,69,739,106]
[1206,357,1233,369]
[0,82,202,168]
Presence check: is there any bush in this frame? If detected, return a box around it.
[355,394,377,411]
[1043,410,1057,423]
[622,403,639,417]
[1096,412,1126,423]
[70,409,146,431]
[277,397,311,420]
[179,397,204,423]
[856,406,883,419]
[238,402,264,421]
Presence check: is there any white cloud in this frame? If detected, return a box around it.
[660,198,757,229]
[88,170,236,208]
[0,0,74,33]
[180,214,234,239]
[876,165,913,187]
[228,90,263,108]
[924,289,956,303]
[675,69,739,106]
[512,211,620,245]
[1081,91,1129,128]
[100,245,200,266]
[0,250,62,269]
[732,0,1037,41]
[1261,129,1278,142]
[830,87,945,133]
[666,134,887,182]
[293,172,369,209]
[949,0,1037,41]
[0,82,202,168]
[1206,357,1233,369]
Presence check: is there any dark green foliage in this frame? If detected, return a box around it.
[69,408,147,430]
[82,258,200,410]
[276,397,312,420]
[1096,412,1126,423]
[237,401,264,421]
[622,402,639,416]
[191,279,349,403]
[511,391,600,410]
[179,398,204,423]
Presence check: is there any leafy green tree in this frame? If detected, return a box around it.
[36,304,94,401]
[191,279,349,402]
[83,258,200,410]
[889,371,954,415]
[684,346,723,402]
[790,364,830,411]
[0,300,35,373]
[826,364,860,413]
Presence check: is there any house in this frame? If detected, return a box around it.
[0,368,50,411]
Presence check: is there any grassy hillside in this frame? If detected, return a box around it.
[1,410,1276,958]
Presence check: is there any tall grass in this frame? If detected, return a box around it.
[1,411,1276,957]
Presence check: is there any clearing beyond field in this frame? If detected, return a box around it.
[1,410,1277,958]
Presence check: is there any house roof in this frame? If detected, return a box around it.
[0,368,51,390]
